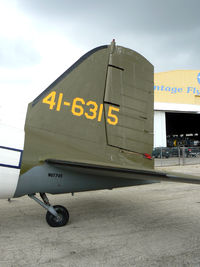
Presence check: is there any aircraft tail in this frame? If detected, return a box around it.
[21,40,154,174]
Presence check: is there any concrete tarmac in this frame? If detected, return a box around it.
[1,165,200,267]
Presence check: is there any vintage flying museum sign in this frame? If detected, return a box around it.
[154,70,200,105]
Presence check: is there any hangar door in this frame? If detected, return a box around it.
[166,112,200,146]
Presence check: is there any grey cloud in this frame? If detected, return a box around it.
[16,0,200,72]
[0,38,41,68]
[17,0,200,33]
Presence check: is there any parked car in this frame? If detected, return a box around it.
[152,147,170,158]
[169,147,179,157]
[185,147,200,157]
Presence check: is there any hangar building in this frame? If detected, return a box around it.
[154,70,200,148]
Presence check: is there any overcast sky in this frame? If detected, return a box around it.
[0,0,200,134]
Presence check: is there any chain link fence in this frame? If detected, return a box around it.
[153,147,200,167]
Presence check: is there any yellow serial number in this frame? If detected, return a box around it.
[42,91,119,125]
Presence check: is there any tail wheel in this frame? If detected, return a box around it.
[46,205,69,227]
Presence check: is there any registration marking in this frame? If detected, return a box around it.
[64,101,71,106]
[42,91,119,125]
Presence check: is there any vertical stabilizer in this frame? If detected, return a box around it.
[21,42,154,174]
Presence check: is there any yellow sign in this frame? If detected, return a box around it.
[42,91,120,125]
[154,70,200,105]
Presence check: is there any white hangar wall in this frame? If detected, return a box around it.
[154,110,166,148]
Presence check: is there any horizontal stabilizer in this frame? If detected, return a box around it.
[46,159,200,185]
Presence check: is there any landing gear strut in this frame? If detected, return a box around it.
[28,193,69,227]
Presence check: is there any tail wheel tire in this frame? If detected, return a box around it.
[46,205,69,227]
